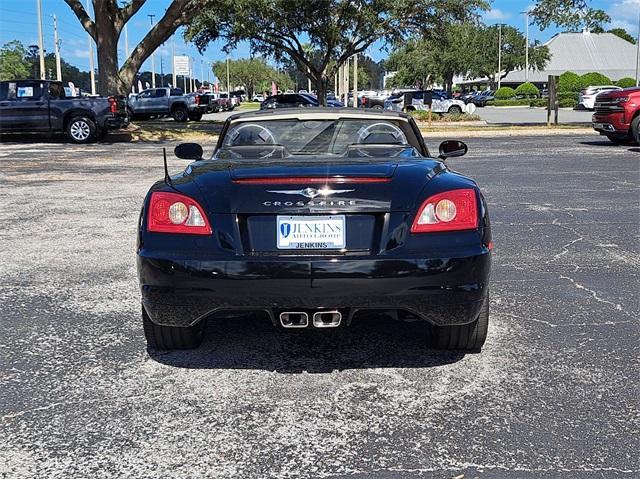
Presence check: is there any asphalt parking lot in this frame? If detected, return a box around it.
[0,133,638,478]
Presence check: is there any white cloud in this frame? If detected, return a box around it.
[608,0,640,36]
[485,8,511,21]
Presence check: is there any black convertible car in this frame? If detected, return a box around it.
[137,108,492,352]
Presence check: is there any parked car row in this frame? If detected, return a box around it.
[383,90,467,114]
[260,92,343,109]
[127,87,208,122]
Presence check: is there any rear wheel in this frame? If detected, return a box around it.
[172,105,189,122]
[188,112,203,121]
[142,306,205,350]
[66,116,96,143]
[448,105,462,114]
[431,295,489,352]
[372,105,383,110]
[632,115,640,145]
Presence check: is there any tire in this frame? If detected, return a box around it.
[632,115,640,146]
[448,105,462,114]
[142,306,205,351]
[605,135,633,145]
[172,105,189,122]
[66,116,96,143]
[431,295,489,352]
[372,105,383,110]
[188,112,203,121]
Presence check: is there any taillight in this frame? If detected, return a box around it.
[411,189,478,233]
[233,177,391,184]
[108,96,117,113]
[147,191,212,235]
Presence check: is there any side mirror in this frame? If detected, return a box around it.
[438,140,467,160]
[174,142,203,160]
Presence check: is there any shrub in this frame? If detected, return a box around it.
[559,98,578,108]
[580,72,612,89]
[616,77,636,88]
[411,111,480,122]
[495,86,516,100]
[558,91,578,101]
[529,98,547,107]
[558,71,582,92]
[515,82,540,98]
[487,99,532,106]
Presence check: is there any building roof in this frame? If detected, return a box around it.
[502,31,638,84]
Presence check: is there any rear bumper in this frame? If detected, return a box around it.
[103,114,129,130]
[137,251,491,328]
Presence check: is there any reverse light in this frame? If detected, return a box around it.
[147,191,212,235]
[411,189,478,233]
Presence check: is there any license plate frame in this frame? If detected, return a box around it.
[276,215,346,250]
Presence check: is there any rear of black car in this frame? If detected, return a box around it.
[136,113,492,352]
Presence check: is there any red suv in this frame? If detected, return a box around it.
[592,87,640,145]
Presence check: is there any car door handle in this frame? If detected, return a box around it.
[0,102,8,107]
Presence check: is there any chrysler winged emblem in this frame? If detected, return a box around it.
[267,187,354,199]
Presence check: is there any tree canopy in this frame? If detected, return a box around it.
[529,0,610,31]
[385,23,549,90]
[0,41,31,81]
[211,58,293,97]
[64,0,210,95]
[187,0,489,103]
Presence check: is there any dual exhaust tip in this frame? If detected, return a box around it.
[279,311,342,329]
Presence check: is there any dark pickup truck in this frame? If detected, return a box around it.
[0,79,128,143]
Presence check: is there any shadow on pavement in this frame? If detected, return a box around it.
[150,313,465,373]
[0,131,133,144]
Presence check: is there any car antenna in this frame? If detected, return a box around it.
[163,147,172,186]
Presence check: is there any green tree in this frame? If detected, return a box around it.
[529,1,610,31]
[515,82,540,98]
[212,58,289,97]
[64,0,212,95]
[558,71,582,92]
[579,72,611,88]
[468,25,549,88]
[608,28,636,45]
[616,77,636,88]
[0,41,32,80]
[495,86,516,99]
[187,0,489,104]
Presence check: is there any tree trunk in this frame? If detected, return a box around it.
[94,16,122,95]
[314,76,329,106]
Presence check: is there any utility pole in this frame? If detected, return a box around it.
[36,0,45,79]
[334,72,338,96]
[344,58,350,105]
[86,0,96,94]
[53,15,62,81]
[124,24,130,57]
[160,57,164,87]
[636,11,640,87]
[190,57,195,91]
[201,59,204,87]
[148,15,156,88]
[497,24,502,89]
[353,54,358,108]
[524,11,529,82]
[226,57,230,93]
[171,35,176,87]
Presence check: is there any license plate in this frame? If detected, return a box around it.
[593,122,605,129]
[277,216,345,250]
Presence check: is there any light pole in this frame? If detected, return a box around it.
[86,0,95,94]
[636,10,640,87]
[148,15,156,88]
[522,10,530,82]
[497,23,503,89]
[53,15,62,81]
[36,0,45,79]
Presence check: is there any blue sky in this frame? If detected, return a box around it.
[0,0,637,81]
